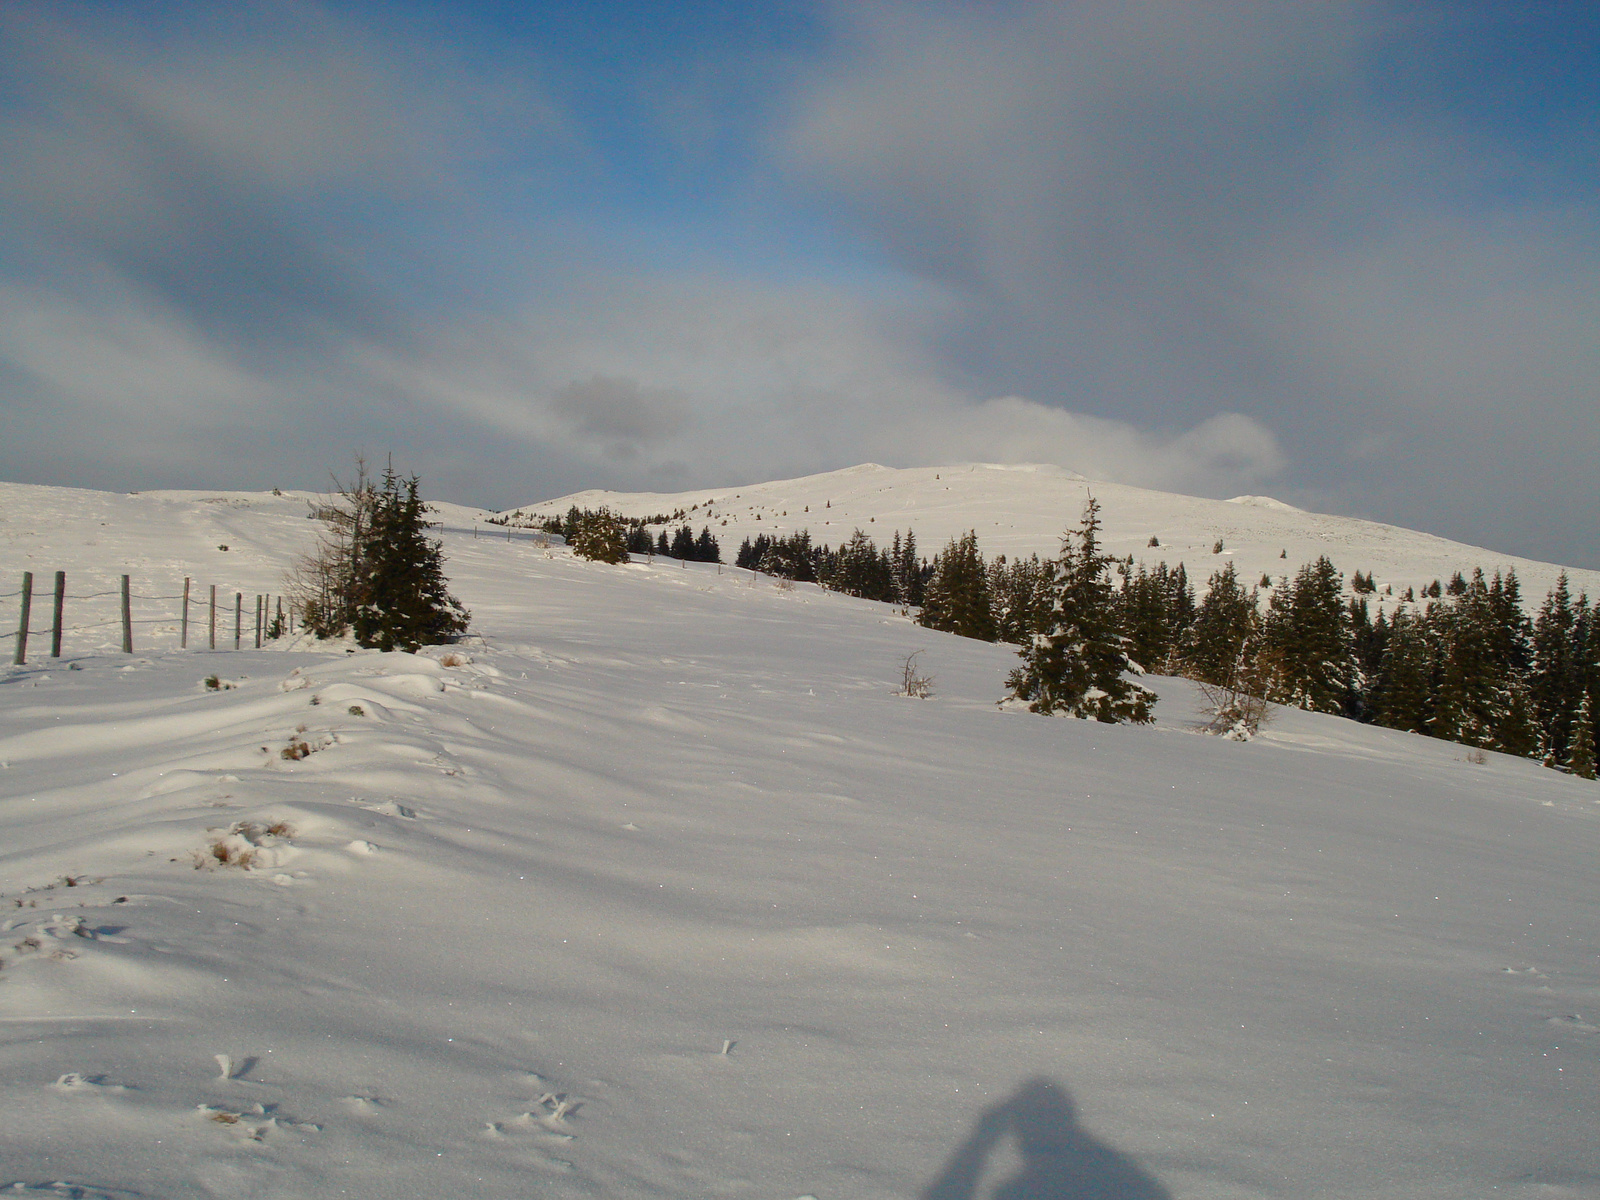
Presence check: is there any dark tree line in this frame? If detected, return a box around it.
[631,524,722,563]
[540,507,723,564]
[731,514,1596,772]
[734,529,928,605]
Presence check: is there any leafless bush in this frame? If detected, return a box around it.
[896,651,935,699]
[1195,680,1272,740]
[1193,648,1276,740]
[286,458,379,637]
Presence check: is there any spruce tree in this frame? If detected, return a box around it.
[989,554,1053,647]
[1182,561,1257,687]
[694,526,721,563]
[350,468,470,652]
[571,510,631,564]
[1006,498,1154,723]
[1264,557,1356,714]
[1370,607,1436,733]
[1428,578,1504,748]
[1568,693,1596,780]
[918,532,996,641]
[1531,574,1578,764]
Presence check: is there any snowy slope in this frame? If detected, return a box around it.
[512,463,1600,609]
[0,485,1598,1199]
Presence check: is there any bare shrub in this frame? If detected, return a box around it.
[1193,648,1276,740]
[1195,680,1272,740]
[286,459,379,638]
[896,651,935,699]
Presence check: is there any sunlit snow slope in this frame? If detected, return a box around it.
[0,482,1597,1199]
[515,463,1600,609]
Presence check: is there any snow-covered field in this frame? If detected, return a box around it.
[1,482,1598,1198]
[517,463,1600,610]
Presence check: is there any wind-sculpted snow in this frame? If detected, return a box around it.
[0,484,1597,1197]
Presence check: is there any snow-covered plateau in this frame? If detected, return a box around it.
[0,477,1596,1199]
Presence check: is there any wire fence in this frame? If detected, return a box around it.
[7,570,299,665]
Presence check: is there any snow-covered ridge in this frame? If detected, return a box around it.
[514,462,1598,608]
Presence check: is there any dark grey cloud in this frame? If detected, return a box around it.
[779,1,1600,566]
[0,1,1592,568]
[552,375,690,459]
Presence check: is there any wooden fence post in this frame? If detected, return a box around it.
[209,585,217,650]
[14,571,32,665]
[255,595,263,648]
[120,575,132,653]
[51,571,65,657]
[234,593,242,650]
[181,578,190,649]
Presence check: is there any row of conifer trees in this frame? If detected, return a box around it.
[725,508,1595,777]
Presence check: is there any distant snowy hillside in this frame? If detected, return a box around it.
[513,463,1600,609]
[1,482,1597,1198]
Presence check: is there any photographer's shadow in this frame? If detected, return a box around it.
[924,1077,1170,1200]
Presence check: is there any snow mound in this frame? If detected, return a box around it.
[1224,494,1303,512]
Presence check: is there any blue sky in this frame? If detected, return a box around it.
[1,1,1596,568]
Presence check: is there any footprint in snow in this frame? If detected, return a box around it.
[481,1089,583,1170]
[50,1074,128,1095]
[357,799,422,820]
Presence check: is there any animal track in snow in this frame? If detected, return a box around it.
[50,1074,128,1095]
[355,799,423,820]
[480,1084,584,1173]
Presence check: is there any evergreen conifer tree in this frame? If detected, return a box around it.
[571,510,631,564]
[1182,561,1257,687]
[1531,574,1579,764]
[989,554,1053,647]
[918,532,996,641]
[694,526,721,563]
[1006,498,1154,723]
[1370,607,1435,732]
[1263,557,1355,714]
[350,468,470,652]
[1568,693,1597,780]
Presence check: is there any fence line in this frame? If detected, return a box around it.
[9,570,298,665]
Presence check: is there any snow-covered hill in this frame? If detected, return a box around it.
[1,483,1597,1198]
[514,463,1600,608]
